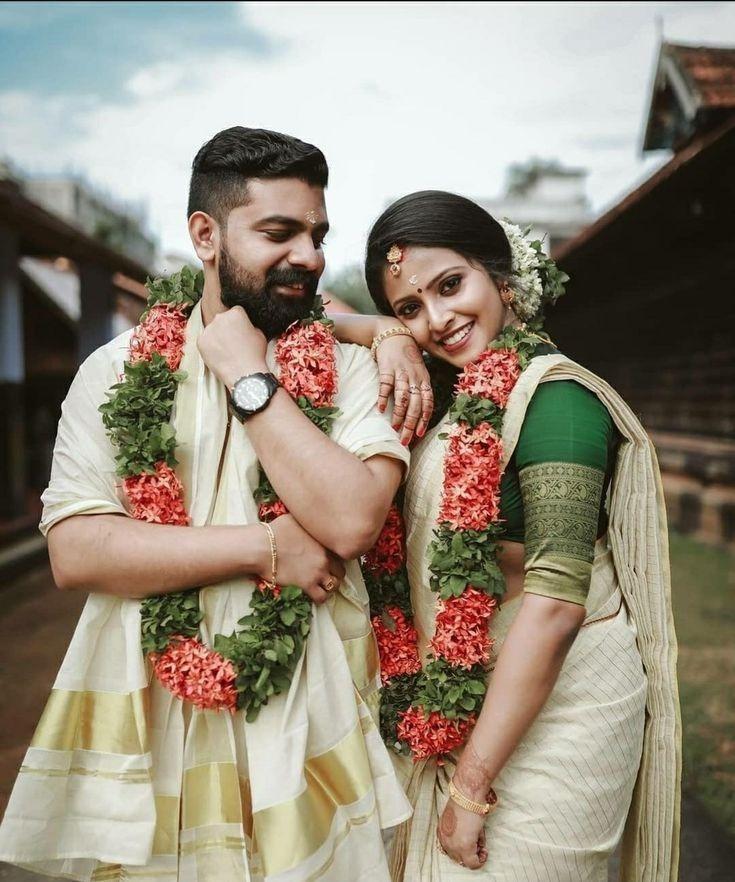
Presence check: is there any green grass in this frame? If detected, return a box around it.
[670,532,735,839]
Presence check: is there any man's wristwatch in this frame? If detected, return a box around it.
[229,372,280,422]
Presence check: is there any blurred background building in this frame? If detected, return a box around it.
[478,159,592,255]
[0,162,167,564]
[547,40,735,550]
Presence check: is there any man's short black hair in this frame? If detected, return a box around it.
[187,126,328,224]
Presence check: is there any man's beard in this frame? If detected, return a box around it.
[218,244,319,339]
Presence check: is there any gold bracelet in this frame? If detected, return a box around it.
[261,521,278,588]
[448,778,499,816]
[370,326,414,361]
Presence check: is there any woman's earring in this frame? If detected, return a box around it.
[499,285,515,307]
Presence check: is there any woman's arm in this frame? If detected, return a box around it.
[329,311,434,444]
[328,312,388,348]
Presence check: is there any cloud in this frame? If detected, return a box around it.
[0,1,733,271]
[0,1,277,101]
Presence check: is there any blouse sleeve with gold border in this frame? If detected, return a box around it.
[516,381,616,607]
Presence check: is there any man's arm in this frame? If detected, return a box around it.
[48,512,344,602]
[245,394,403,559]
[197,307,405,560]
[48,514,266,597]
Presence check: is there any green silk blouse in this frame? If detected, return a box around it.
[498,380,619,606]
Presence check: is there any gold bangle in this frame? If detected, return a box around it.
[370,326,414,361]
[261,521,277,588]
[448,779,498,816]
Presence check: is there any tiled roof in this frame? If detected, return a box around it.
[643,41,735,151]
[670,43,735,110]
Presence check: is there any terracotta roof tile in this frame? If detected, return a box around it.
[671,43,735,110]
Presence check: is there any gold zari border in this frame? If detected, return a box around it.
[30,688,149,755]
[254,722,373,876]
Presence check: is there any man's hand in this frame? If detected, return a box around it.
[268,514,346,605]
[197,306,269,390]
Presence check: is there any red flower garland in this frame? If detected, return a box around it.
[430,589,498,669]
[397,707,475,760]
[367,336,544,761]
[372,606,422,684]
[117,290,339,713]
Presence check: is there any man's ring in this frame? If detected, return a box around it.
[409,384,421,393]
[324,578,337,593]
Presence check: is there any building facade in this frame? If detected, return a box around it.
[547,41,735,548]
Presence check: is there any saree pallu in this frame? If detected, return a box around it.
[0,304,412,882]
[392,354,681,882]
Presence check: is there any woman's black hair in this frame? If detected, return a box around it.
[364,190,512,315]
[364,190,513,427]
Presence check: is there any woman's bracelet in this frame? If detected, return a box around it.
[448,778,499,816]
[370,326,414,361]
[261,521,278,588]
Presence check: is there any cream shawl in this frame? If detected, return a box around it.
[503,354,681,882]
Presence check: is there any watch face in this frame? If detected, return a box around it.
[233,376,269,412]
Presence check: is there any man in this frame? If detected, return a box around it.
[0,128,411,882]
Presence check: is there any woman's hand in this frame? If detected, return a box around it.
[374,328,433,446]
[437,801,488,870]
[265,514,346,605]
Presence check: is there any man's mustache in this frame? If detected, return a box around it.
[265,267,319,294]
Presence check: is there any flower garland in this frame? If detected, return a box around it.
[364,218,568,761]
[100,266,340,720]
[365,327,548,760]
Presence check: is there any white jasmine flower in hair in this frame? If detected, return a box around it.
[498,219,544,321]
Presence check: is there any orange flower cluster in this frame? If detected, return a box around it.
[455,348,521,407]
[439,422,503,531]
[258,500,288,523]
[129,303,188,371]
[276,320,337,408]
[372,607,422,684]
[396,706,476,761]
[150,637,238,711]
[430,589,497,668]
[123,462,189,526]
[363,504,405,576]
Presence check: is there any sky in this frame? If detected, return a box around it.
[1,1,733,277]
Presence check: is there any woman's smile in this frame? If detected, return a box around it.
[438,320,475,353]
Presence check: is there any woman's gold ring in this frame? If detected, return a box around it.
[324,578,337,593]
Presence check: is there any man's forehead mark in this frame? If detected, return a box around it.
[254,213,330,236]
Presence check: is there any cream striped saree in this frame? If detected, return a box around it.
[391,355,681,882]
[0,303,412,882]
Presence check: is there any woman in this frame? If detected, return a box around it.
[331,191,680,882]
